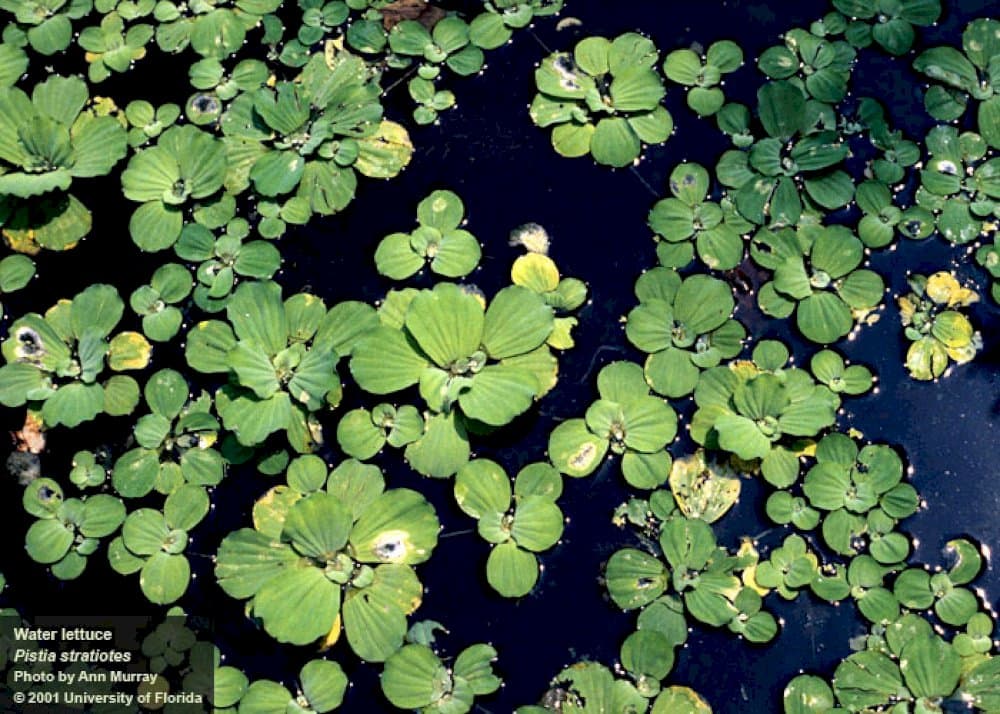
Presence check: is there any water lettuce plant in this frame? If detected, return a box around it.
[530,33,672,167]
[129,263,192,342]
[0,75,127,252]
[107,486,209,604]
[110,368,224,498]
[913,17,1000,144]
[647,162,752,270]
[914,126,998,245]
[23,477,125,580]
[121,124,228,250]
[375,189,481,279]
[0,283,150,427]
[625,267,744,397]
[216,659,348,712]
[757,26,857,103]
[454,459,564,597]
[0,0,91,54]
[752,224,884,344]
[716,80,856,227]
[898,272,982,380]
[663,40,743,116]
[350,279,566,477]
[548,361,677,488]
[835,0,940,55]
[381,641,500,713]
[174,221,281,312]
[690,340,839,484]
[606,513,777,641]
[186,280,375,452]
[215,455,440,658]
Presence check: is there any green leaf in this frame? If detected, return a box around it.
[405,283,483,366]
[758,81,805,139]
[486,541,538,597]
[605,548,667,610]
[482,286,553,359]
[548,418,609,477]
[381,644,446,710]
[455,460,511,519]
[254,562,341,645]
[300,659,348,713]
[591,117,640,167]
[404,412,469,479]
[140,551,190,605]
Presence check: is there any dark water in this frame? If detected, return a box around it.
[2,1,998,712]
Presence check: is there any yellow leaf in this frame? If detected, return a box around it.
[108,331,152,371]
[512,253,560,293]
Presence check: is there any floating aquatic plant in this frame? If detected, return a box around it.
[120,124,228,251]
[454,460,564,597]
[186,280,375,452]
[898,272,982,380]
[216,659,347,712]
[0,0,91,54]
[913,17,1000,145]
[607,512,777,641]
[530,33,672,167]
[216,455,439,658]
[129,263,192,342]
[548,361,677,488]
[648,162,752,270]
[717,80,855,228]
[77,12,153,82]
[174,220,281,312]
[834,0,940,56]
[110,368,224,499]
[752,223,885,344]
[23,477,126,580]
[374,189,481,279]
[783,540,996,713]
[381,640,500,713]
[668,450,741,524]
[690,340,839,484]
[470,0,564,51]
[0,284,150,427]
[0,75,127,252]
[915,126,997,245]
[663,40,743,117]
[625,267,745,396]
[350,276,572,477]
[108,486,208,604]
[757,26,857,103]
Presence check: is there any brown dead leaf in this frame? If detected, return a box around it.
[379,0,446,30]
[13,410,46,454]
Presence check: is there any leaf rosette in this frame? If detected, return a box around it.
[216,456,440,658]
[350,281,559,478]
[0,75,127,252]
[548,361,677,488]
[530,33,672,167]
[120,124,228,251]
[897,272,981,380]
[186,280,377,453]
[690,340,840,485]
[648,163,753,270]
[0,283,150,426]
[625,267,745,397]
[752,224,884,344]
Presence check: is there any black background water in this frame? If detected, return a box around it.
[1,1,998,712]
